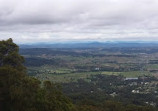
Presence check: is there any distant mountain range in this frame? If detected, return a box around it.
[19,41,158,48]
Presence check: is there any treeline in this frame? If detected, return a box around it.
[102,47,158,54]
[24,57,61,67]
[20,48,91,57]
[20,48,138,57]
[0,39,157,111]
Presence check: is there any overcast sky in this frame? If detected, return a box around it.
[0,0,158,43]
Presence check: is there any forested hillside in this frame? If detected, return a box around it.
[0,39,74,111]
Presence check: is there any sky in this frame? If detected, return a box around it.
[0,0,158,44]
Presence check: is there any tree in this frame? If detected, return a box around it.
[42,81,75,111]
[0,39,75,111]
[0,38,25,71]
[0,66,41,111]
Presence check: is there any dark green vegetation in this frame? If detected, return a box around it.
[1,39,158,111]
[62,75,158,109]
[0,39,74,111]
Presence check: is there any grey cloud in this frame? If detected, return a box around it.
[0,0,158,43]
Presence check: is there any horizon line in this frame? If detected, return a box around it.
[18,40,158,45]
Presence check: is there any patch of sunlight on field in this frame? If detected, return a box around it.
[101,71,151,77]
[120,71,150,77]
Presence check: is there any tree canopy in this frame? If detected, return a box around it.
[0,39,74,111]
[0,38,25,71]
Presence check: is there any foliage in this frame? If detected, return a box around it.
[0,39,74,111]
[0,38,25,71]
[62,74,158,110]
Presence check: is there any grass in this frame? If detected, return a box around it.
[120,71,150,77]
[27,66,153,83]
[146,64,158,69]
[35,71,101,83]
[33,70,152,83]
[100,71,151,77]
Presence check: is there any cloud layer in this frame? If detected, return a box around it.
[0,0,158,43]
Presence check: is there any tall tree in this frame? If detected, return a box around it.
[0,38,25,71]
[0,39,74,111]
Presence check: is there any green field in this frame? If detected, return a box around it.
[27,66,153,83]
[22,47,158,83]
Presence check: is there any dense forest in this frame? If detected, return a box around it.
[0,38,158,111]
[0,39,74,111]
